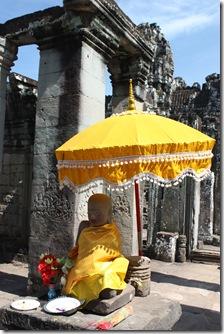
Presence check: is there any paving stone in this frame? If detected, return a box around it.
[0,259,220,331]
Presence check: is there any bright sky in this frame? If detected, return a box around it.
[0,0,220,94]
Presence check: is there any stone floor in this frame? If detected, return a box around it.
[150,260,221,330]
[0,258,221,330]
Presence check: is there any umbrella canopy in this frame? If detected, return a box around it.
[55,80,215,191]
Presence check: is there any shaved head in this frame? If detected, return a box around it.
[88,193,112,226]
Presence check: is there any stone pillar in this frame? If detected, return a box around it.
[142,182,160,248]
[108,56,150,113]
[176,235,187,262]
[192,181,200,249]
[28,35,107,293]
[111,188,138,256]
[213,170,220,235]
[198,172,214,243]
[0,37,17,172]
[160,182,186,233]
[184,177,200,256]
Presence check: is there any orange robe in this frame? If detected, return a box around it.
[62,222,129,304]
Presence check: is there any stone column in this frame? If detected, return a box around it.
[28,35,108,293]
[192,180,200,250]
[0,37,17,172]
[184,177,200,256]
[111,188,138,256]
[145,182,163,251]
[198,172,214,243]
[160,182,186,233]
[108,56,150,113]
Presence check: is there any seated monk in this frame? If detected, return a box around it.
[62,193,129,305]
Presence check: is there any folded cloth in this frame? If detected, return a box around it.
[63,222,129,304]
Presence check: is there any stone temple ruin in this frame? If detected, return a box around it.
[0,0,220,292]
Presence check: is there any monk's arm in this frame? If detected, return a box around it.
[67,221,90,258]
[75,220,90,243]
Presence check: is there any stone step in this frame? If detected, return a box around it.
[0,293,182,331]
[190,249,220,263]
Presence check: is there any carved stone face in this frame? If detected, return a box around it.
[88,195,111,227]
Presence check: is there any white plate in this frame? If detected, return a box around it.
[11,299,40,311]
[43,296,84,315]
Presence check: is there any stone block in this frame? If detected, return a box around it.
[176,235,187,262]
[84,284,135,315]
[0,293,182,330]
[212,235,220,246]
[126,255,150,267]
[125,256,151,297]
[154,231,178,262]
[128,277,150,297]
[197,240,204,250]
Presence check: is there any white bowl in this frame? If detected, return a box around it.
[11,299,40,311]
[43,296,84,315]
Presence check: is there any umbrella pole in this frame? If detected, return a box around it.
[134,179,142,256]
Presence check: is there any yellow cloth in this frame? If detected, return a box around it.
[55,113,215,185]
[63,222,129,304]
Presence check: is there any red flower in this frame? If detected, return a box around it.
[37,253,63,286]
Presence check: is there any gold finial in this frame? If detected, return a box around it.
[128,79,136,111]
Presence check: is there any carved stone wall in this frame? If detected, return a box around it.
[137,22,174,114]
[0,73,36,261]
[170,73,220,237]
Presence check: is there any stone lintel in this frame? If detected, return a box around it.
[37,32,81,51]
[64,0,154,61]
[80,28,118,59]
[0,7,64,46]
[1,1,153,62]
[36,28,118,61]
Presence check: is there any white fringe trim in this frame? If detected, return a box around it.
[57,150,213,170]
[58,169,212,193]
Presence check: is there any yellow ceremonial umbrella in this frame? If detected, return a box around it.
[56,80,215,188]
[55,80,215,254]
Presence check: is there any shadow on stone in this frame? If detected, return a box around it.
[172,304,221,330]
[0,271,27,295]
[151,271,220,292]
